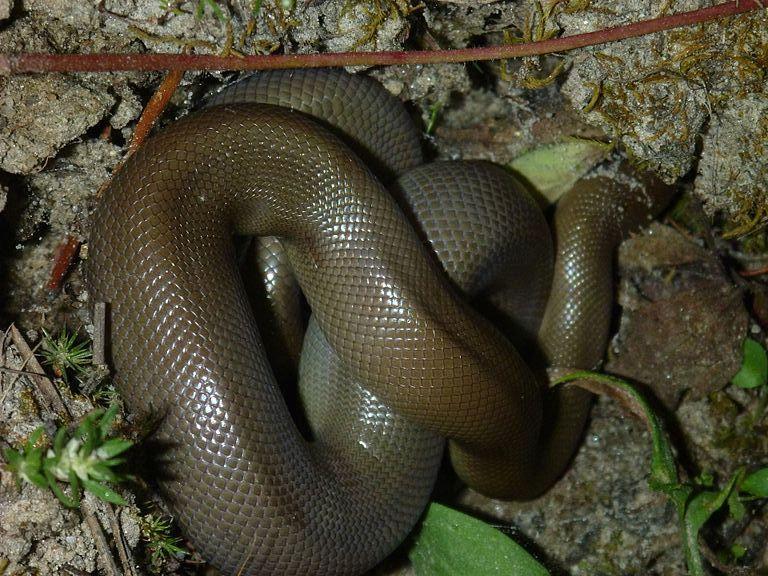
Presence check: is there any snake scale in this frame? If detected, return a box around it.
[86,69,671,575]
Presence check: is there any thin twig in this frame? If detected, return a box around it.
[0,1,763,74]
[127,68,186,157]
[81,495,122,576]
[105,504,137,576]
[0,366,58,378]
[94,61,187,199]
[60,566,91,576]
[739,264,768,277]
[9,325,71,420]
[92,302,108,367]
[0,325,9,405]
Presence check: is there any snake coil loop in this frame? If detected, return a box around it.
[87,69,671,576]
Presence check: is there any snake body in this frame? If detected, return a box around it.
[86,69,671,575]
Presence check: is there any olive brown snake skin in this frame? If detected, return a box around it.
[86,69,672,575]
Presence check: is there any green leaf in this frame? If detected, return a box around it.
[409,503,549,576]
[26,446,43,470]
[730,543,747,559]
[3,448,22,469]
[732,338,768,389]
[508,138,610,205]
[686,475,737,534]
[727,487,747,521]
[26,427,44,449]
[693,471,714,488]
[89,462,121,483]
[741,467,768,498]
[45,468,79,508]
[68,467,82,502]
[95,438,131,459]
[79,412,101,456]
[27,470,48,488]
[552,371,679,490]
[550,371,708,576]
[681,471,741,576]
[53,427,67,456]
[425,102,442,135]
[98,404,120,438]
[4,429,49,489]
[82,478,127,506]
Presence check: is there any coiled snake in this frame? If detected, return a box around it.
[86,69,671,575]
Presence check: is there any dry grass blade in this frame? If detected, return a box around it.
[8,324,71,419]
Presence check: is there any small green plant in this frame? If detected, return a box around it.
[425,102,442,136]
[731,337,768,390]
[139,513,188,566]
[3,405,132,507]
[731,336,768,425]
[195,0,226,21]
[39,328,92,383]
[408,370,768,576]
[3,428,47,488]
[91,383,121,407]
[554,371,768,576]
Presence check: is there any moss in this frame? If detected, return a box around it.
[697,95,768,228]
[17,388,39,418]
[560,4,767,190]
[339,0,419,49]
[710,390,768,463]
[499,0,585,89]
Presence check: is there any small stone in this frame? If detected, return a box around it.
[0,0,12,20]
[608,224,749,408]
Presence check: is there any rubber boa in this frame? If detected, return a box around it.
[86,69,672,575]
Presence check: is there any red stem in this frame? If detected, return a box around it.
[47,235,81,294]
[740,264,768,277]
[1,1,763,73]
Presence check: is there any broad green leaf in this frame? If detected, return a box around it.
[732,338,768,389]
[741,467,768,498]
[508,138,610,205]
[409,503,549,576]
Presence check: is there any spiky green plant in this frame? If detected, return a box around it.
[3,405,132,507]
[39,328,92,383]
[139,513,187,565]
